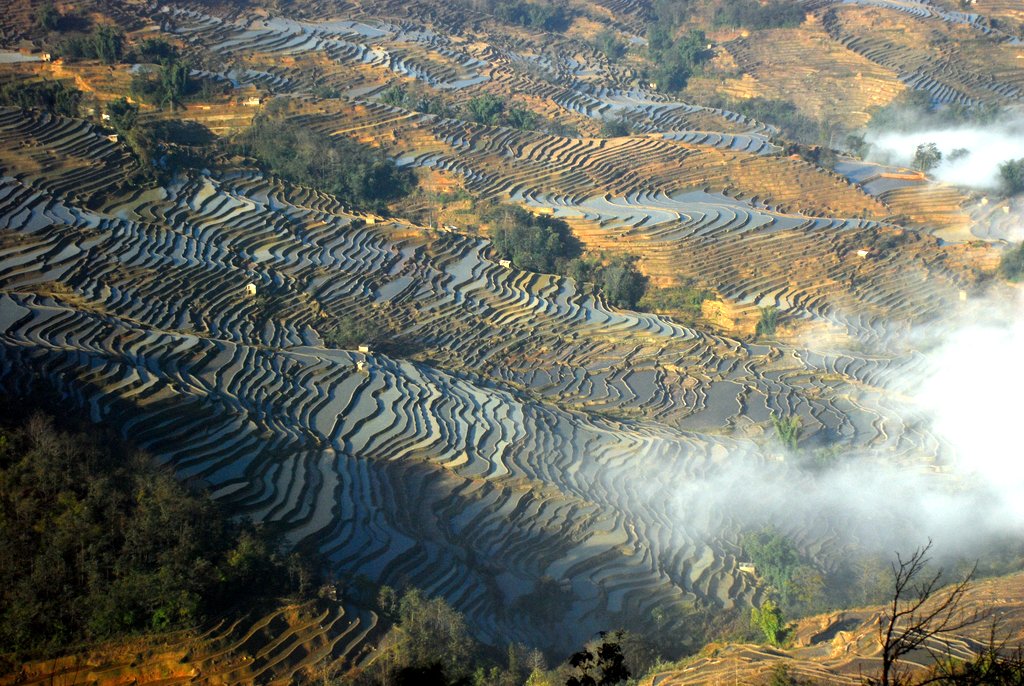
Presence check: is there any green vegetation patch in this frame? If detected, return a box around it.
[235,114,416,212]
[0,399,315,657]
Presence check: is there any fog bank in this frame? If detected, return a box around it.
[867,121,1024,189]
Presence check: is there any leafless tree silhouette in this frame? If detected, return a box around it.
[872,540,984,686]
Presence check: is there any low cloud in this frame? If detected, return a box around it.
[663,291,1024,562]
[866,121,1024,190]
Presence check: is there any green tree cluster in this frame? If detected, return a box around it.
[593,30,626,61]
[755,305,779,338]
[235,116,416,212]
[35,2,61,31]
[867,92,1002,133]
[380,82,453,117]
[646,28,712,92]
[132,37,180,64]
[750,599,785,646]
[324,314,384,349]
[117,119,214,182]
[0,79,81,117]
[565,632,631,686]
[709,96,822,144]
[599,115,631,138]
[741,528,827,619]
[467,94,506,125]
[58,24,125,64]
[999,157,1024,196]
[487,206,650,309]
[913,142,942,173]
[712,0,806,29]
[488,205,582,273]
[566,254,648,309]
[0,405,315,657]
[513,575,575,624]
[490,0,571,31]
[770,412,801,451]
[999,242,1024,282]
[637,282,712,325]
[106,97,139,134]
[130,60,194,109]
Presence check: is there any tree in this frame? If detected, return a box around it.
[35,2,60,31]
[742,528,800,596]
[770,412,801,451]
[948,148,970,163]
[159,60,191,109]
[135,37,179,64]
[507,106,539,130]
[488,205,580,273]
[999,243,1024,282]
[92,24,124,64]
[751,599,785,646]
[874,541,982,686]
[767,663,796,686]
[599,116,631,138]
[599,256,647,309]
[565,632,630,686]
[235,117,415,211]
[913,143,943,173]
[756,306,779,338]
[323,314,383,349]
[594,30,625,61]
[106,98,139,133]
[467,94,505,126]
[0,80,81,118]
[846,133,870,158]
[370,589,476,683]
[998,158,1024,196]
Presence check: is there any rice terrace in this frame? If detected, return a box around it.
[0,0,1023,683]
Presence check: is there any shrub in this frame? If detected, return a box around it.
[490,0,571,31]
[135,37,179,64]
[130,60,193,109]
[58,24,124,64]
[594,29,626,60]
[751,600,785,646]
[771,412,801,451]
[637,282,712,322]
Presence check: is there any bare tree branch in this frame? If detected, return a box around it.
[874,540,987,686]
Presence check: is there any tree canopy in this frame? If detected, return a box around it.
[0,401,315,657]
[0,79,80,118]
[488,205,582,273]
[999,242,1024,282]
[913,142,942,173]
[236,115,416,211]
[999,157,1024,196]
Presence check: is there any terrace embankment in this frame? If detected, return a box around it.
[1,600,380,686]
[646,572,1024,686]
